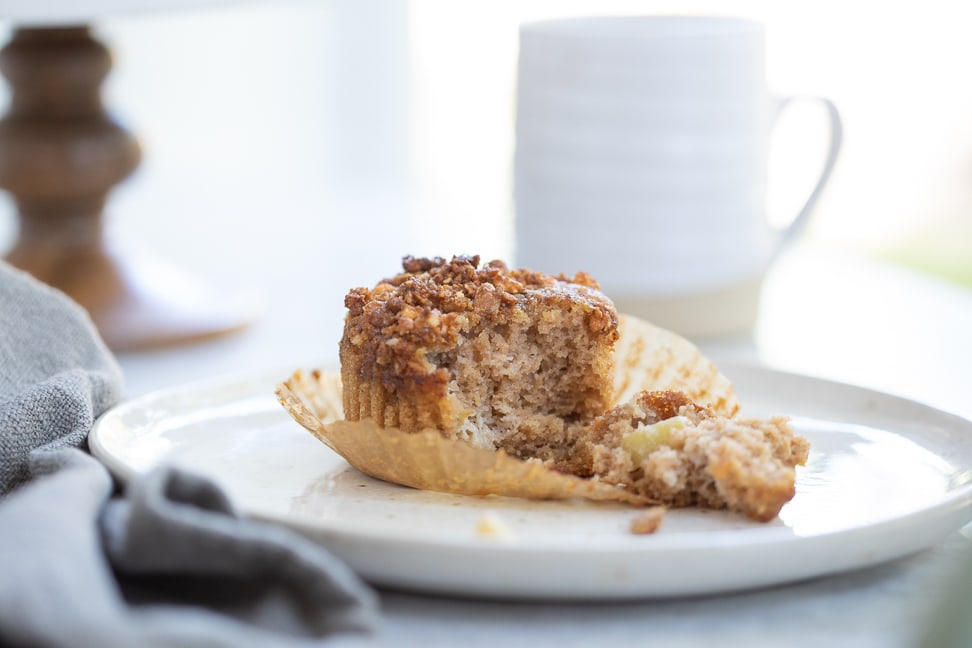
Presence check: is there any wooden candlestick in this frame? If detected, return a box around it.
[0,26,250,351]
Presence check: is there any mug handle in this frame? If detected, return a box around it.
[771,95,843,249]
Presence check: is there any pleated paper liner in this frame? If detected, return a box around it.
[275,314,738,506]
[611,315,738,416]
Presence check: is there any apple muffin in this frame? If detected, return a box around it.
[279,254,810,523]
[340,254,619,457]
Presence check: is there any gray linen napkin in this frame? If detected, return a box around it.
[0,261,121,495]
[0,262,379,647]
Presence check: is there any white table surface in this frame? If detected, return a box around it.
[114,235,972,648]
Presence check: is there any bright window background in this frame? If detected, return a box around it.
[407,0,972,272]
[1,0,970,288]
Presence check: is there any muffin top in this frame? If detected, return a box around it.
[342,255,618,385]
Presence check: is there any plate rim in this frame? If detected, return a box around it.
[89,361,972,598]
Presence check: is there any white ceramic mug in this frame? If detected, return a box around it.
[513,16,841,338]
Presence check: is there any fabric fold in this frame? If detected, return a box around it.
[0,263,123,496]
[0,261,380,647]
[101,463,380,640]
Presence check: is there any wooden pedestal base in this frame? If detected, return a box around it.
[0,26,250,352]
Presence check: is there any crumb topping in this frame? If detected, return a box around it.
[342,255,618,392]
[630,506,667,534]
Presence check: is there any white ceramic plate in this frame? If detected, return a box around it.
[89,363,972,600]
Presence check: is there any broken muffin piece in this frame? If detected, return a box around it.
[340,254,619,453]
[568,390,810,521]
[278,255,808,523]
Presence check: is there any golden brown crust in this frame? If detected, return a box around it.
[340,255,619,436]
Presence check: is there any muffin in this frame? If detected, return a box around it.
[340,254,619,456]
[278,254,808,523]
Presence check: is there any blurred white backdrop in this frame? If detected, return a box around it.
[1,0,971,320]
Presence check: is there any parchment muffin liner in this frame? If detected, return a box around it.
[275,315,738,507]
